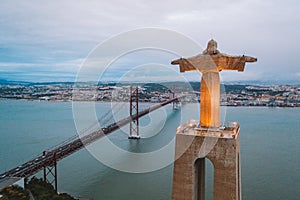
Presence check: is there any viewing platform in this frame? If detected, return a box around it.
[177,120,240,139]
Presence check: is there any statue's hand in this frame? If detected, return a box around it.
[244,56,258,62]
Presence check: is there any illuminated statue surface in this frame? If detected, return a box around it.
[172,39,257,127]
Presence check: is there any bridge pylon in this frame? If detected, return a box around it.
[172,85,180,110]
[128,86,140,139]
[43,151,58,192]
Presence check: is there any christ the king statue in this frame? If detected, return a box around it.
[171,39,257,128]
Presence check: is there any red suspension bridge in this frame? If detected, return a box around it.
[0,87,182,191]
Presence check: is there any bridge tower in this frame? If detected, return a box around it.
[128,86,140,139]
[43,151,58,192]
[172,85,180,110]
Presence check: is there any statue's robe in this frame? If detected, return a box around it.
[171,46,257,127]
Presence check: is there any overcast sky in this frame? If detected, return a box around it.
[0,0,299,83]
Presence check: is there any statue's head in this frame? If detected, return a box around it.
[203,39,219,55]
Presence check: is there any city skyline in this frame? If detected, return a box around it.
[0,0,299,83]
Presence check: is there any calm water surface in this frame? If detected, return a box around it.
[0,100,299,200]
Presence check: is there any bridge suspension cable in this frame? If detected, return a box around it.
[0,95,185,188]
[45,101,127,152]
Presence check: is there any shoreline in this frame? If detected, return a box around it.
[0,98,299,108]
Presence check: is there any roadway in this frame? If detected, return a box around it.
[0,96,182,183]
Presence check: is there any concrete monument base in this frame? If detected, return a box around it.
[172,120,241,200]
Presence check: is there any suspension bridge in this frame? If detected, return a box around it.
[0,86,183,191]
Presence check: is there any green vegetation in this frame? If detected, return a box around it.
[27,177,77,200]
[0,177,77,200]
[0,185,29,200]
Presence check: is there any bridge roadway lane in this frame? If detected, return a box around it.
[0,96,182,183]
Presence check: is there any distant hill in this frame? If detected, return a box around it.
[0,79,31,85]
[0,79,299,87]
[0,79,8,84]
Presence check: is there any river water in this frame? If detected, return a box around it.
[0,100,299,199]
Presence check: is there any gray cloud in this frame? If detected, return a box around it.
[0,0,299,82]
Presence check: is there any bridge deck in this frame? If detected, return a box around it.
[0,97,182,183]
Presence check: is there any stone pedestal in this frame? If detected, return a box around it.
[172,120,241,200]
